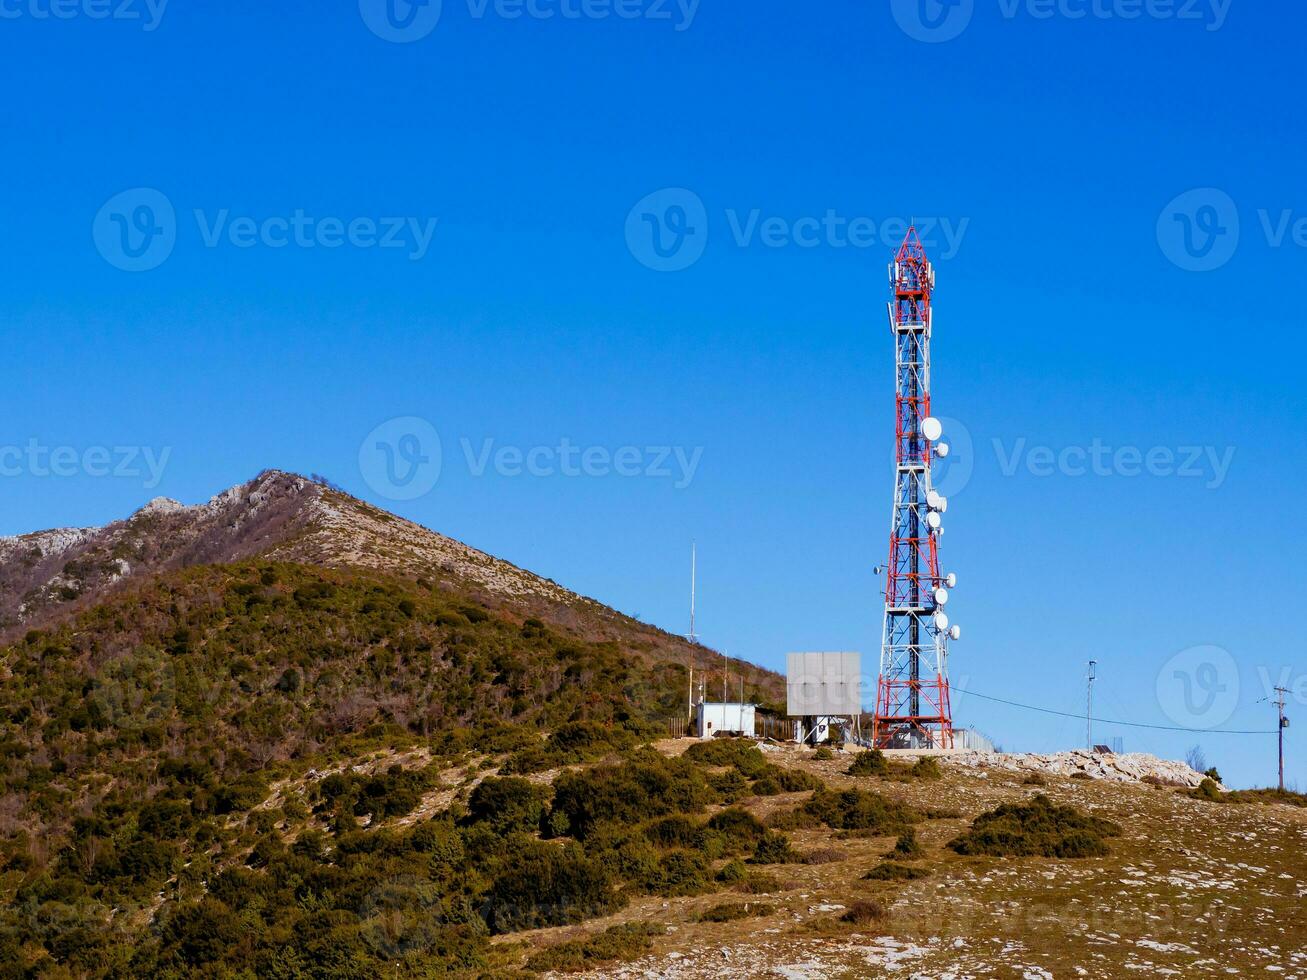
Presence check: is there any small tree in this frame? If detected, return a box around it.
[1185,745,1208,774]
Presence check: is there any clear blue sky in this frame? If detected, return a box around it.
[2,0,1304,789]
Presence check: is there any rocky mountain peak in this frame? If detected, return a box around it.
[0,470,592,641]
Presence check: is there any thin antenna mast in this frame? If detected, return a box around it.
[690,541,697,644]
[740,672,745,735]
[687,542,698,724]
[1087,661,1097,751]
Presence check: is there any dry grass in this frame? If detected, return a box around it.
[490,740,1307,977]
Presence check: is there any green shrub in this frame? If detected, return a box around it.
[890,829,923,858]
[846,750,890,777]
[685,739,769,778]
[802,787,920,834]
[640,850,713,896]
[550,720,636,758]
[475,722,539,756]
[466,777,551,834]
[910,757,943,780]
[706,808,766,852]
[708,768,751,803]
[503,722,641,776]
[749,831,800,865]
[483,840,624,933]
[213,775,269,815]
[749,762,821,795]
[697,901,774,922]
[1022,773,1047,786]
[343,765,437,821]
[777,768,823,792]
[947,795,1121,858]
[863,861,930,881]
[642,814,699,849]
[716,858,748,883]
[813,746,834,761]
[1225,787,1307,807]
[550,752,715,840]
[501,746,552,775]
[584,824,660,881]
[158,897,247,966]
[1188,777,1223,802]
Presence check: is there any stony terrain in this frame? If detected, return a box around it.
[509,741,1306,979]
[925,748,1212,788]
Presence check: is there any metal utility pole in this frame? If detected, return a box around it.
[1087,660,1097,751]
[1273,686,1289,792]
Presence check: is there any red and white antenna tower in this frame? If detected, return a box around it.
[872,227,958,749]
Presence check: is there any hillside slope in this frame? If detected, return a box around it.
[0,474,787,977]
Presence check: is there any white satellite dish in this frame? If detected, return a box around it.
[937,495,948,513]
[949,624,962,641]
[926,511,941,530]
[935,442,950,458]
[927,490,942,509]
[945,572,957,588]
[921,417,943,442]
[933,587,949,606]
[934,611,949,631]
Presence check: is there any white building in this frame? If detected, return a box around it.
[695,702,755,739]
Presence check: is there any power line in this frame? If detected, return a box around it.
[950,684,1277,735]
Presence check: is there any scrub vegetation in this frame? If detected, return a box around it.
[947,794,1122,858]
